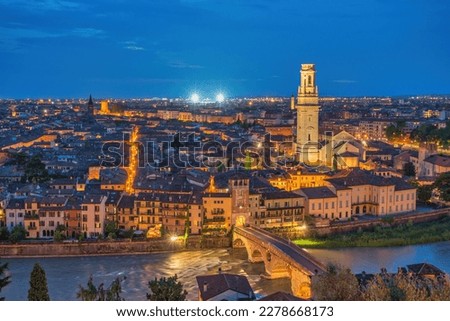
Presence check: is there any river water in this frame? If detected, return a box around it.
[2,241,450,301]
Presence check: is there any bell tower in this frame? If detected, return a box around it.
[296,64,320,164]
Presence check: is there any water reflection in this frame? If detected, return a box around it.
[309,241,450,274]
[2,249,290,301]
[3,241,449,301]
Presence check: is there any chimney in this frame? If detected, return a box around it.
[203,282,208,292]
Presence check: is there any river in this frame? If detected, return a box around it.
[2,241,450,301]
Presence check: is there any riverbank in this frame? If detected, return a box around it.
[0,235,231,258]
[294,216,450,248]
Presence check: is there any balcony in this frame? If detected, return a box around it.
[211,209,225,215]
[24,214,39,220]
[204,217,225,223]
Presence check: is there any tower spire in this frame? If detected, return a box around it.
[296,64,320,164]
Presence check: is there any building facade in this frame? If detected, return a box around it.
[296,64,320,164]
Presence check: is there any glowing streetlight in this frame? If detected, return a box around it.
[216,93,225,103]
[170,235,178,242]
[190,93,200,103]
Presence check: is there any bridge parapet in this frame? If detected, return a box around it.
[233,226,326,299]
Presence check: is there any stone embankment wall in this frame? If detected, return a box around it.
[271,208,450,239]
[0,236,231,258]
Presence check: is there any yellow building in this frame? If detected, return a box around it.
[135,192,203,238]
[295,168,416,221]
[254,191,305,228]
[100,100,109,114]
[268,170,328,191]
[326,169,416,216]
[202,193,232,235]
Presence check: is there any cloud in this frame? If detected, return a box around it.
[168,61,204,69]
[125,45,145,51]
[71,28,105,38]
[0,26,105,52]
[333,79,358,84]
[0,0,83,11]
[122,41,145,51]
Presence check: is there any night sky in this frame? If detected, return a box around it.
[0,0,449,98]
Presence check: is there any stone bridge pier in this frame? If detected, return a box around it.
[233,229,320,299]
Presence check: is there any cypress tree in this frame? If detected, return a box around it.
[0,261,11,301]
[28,263,50,301]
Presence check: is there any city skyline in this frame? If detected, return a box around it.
[0,0,449,98]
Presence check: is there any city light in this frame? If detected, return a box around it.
[190,93,200,103]
[125,126,139,194]
[216,93,225,103]
[170,235,178,242]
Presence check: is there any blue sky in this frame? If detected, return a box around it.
[0,0,449,98]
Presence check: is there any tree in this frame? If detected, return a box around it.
[362,274,391,301]
[9,225,27,243]
[104,221,118,239]
[433,172,450,202]
[0,261,11,301]
[28,263,50,301]
[77,276,125,301]
[403,162,416,177]
[385,121,406,141]
[0,227,10,241]
[311,264,360,301]
[23,155,50,183]
[146,275,187,301]
[417,185,432,202]
[53,224,66,242]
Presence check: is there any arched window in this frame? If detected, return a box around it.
[363,206,367,213]
[308,75,312,85]
[355,206,360,214]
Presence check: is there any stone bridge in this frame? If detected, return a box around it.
[233,226,326,299]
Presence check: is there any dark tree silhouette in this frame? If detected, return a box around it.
[77,276,125,301]
[0,261,11,301]
[146,275,187,301]
[28,263,50,301]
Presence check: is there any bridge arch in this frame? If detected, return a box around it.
[233,226,325,300]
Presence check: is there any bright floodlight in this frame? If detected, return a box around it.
[170,236,178,242]
[190,93,200,103]
[216,93,225,103]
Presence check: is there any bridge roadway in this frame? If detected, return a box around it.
[234,226,326,275]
